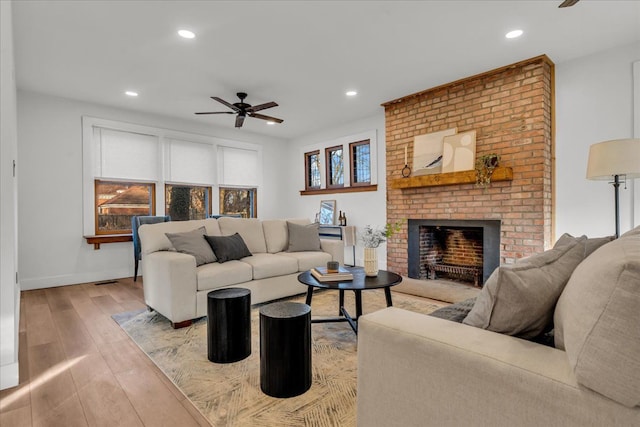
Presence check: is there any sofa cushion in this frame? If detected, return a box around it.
[553,232,640,407]
[196,260,253,291]
[165,226,216,266]
[287,221,321,252]
[263,218,310,253]
[277,251,332,272]
[262,219,288,253]
[204,233,252,263]
[463,235,587,338]
[241,253,298,280]
[139,219,218,254]
[217,217,267,254]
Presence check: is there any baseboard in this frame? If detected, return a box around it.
[0,362,19,390]
[20,268,132,290]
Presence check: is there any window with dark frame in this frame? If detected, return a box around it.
[164,184,211,221]
[325,145,344,188]
[94,180,155,235]
[219,187,257,218]
[350,139,371,186]
[305,150,321,190]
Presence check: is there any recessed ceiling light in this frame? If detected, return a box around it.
[505,29,523,39]
[178,29,196,39]
[346,90,357,97]
[266,121,276,125]
[125,91,138,97]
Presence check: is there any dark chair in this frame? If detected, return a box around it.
[132,215,171,281]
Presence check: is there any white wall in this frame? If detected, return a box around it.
[1,0,20,390]
[555,42,640,237]
[286,113,388,268]
[17,90,290,290]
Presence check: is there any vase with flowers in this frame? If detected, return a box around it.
[360,220,404,277]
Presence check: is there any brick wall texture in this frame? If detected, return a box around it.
[384,56,554,276]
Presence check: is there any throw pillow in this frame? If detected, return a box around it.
[462,235,587,338]
[287,221,321,252]
[204,233,252,263]
[553,232,640,407]
[165,226,216,266]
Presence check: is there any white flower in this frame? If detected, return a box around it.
[359,220,404,248]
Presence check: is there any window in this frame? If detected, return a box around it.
[95,180,155,234]
[299,130,377,195]
[350,139,371,186]
[325,145,344,188]
[83,117,263,237]
[219,187,257,218]
[305,150,321,190]
[165,184,211,221]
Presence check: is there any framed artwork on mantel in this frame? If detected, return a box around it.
[413,128,457,175]
[442,130,476,173]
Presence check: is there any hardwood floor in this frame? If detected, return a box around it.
[0,278,211,427]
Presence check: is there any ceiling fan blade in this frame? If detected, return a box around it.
[235,114,245,128]
[211,96,241,112]
[558,0,579,7]
[195,111,235,115]
[246,101,278,113]
[249,112,284,123]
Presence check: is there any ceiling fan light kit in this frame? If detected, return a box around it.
[195,92,283,128]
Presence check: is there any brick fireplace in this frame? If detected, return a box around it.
[385,55,555,278]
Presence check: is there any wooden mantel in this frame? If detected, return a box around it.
[390,167,513,190]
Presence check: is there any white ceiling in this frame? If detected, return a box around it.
[11,0,640,140]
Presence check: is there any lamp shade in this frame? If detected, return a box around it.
[586,138,640,180]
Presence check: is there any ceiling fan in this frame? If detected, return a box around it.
[195,92,283,128]
[558,0,579,7]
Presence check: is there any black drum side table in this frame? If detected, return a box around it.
[207,288,251,363]
[259,301,311,398]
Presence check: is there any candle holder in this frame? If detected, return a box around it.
[401,164,411,178]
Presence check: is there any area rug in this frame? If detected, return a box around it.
[114,289,446,427]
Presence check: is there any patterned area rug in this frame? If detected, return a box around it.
[115,289,446,426]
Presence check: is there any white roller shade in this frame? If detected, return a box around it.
[218,146,259,186]
[168,138,215,184]
[95,127,159,180]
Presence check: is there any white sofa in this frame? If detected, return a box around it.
[357,227,640,426]
[138,217,344,327]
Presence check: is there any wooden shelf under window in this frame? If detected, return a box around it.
[84,234,132,250]
[300,184,378,196]
[390,167,513,190]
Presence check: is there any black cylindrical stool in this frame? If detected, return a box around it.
[260,301,311,398]
[207,288,251,363]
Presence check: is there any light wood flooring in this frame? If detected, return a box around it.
[0,278,211,427]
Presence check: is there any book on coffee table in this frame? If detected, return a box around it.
[310,266,353,282]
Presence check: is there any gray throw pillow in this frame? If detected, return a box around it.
[554,232,640,407]
[165,226,216,266]
[463,235,588,338]
[287,221,321,252]
[204,233,252,263]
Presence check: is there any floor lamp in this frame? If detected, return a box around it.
[586,138,640,238]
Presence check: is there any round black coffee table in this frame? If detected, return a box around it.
[297,267,402,334]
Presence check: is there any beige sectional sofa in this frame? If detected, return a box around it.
[357,227,640,426]
[138,217,344,327]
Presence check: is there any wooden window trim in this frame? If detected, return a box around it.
[300,184,377,196]
[94,180,156,235]
[305,150,321,191]
[349,139,371,187]
[325,145,344,189]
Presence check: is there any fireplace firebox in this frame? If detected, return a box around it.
[407,219,501,286]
